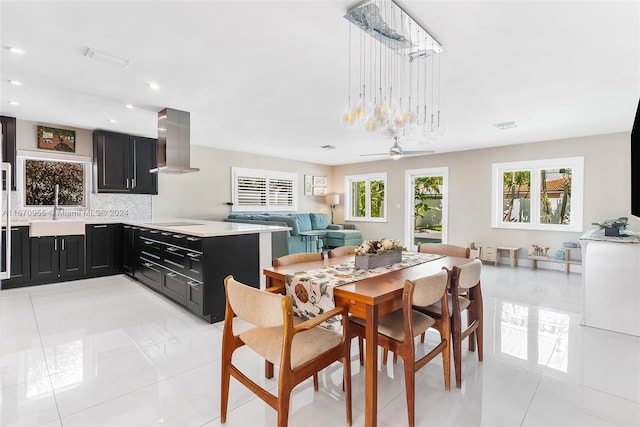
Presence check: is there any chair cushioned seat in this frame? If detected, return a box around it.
[351,309,435,342]
[419,294,470,316]
[240,318,342,369]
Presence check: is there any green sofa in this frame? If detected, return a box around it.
[225,213,363,258]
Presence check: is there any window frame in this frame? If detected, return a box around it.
[344,172,388,222]
[491,157,584,232]
[231,167,298,212]
[18,152,91,209]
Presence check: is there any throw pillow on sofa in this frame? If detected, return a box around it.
[310,213,331,230]
[292,213,313,232]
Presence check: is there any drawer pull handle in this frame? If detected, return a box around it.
[166,272,177,278]
[187,253,199,258]
[173,234,185,238]
[162,232,171,236]
[150,230,159,234]
[93,225,108,229]
[187,237,200,241]
[166,247,179,252]
[143,262,153,268]
[187,281,200,287]
[144,241,154,245]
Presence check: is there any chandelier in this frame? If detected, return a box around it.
[342,0,444,141]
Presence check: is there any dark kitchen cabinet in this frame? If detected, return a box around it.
[86,223,122,277]
[1,226,30,287]
[93,130,157,194]
[122,225,139,276]
[1,115,17,191]
[31,235,85,283]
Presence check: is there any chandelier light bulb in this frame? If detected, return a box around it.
[342,107,357,128]
[363,116,378,133]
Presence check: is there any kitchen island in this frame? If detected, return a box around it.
[2,218,289,323]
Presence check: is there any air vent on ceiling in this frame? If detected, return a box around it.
[83,47,131,68]
[321,145,337,150]
[494,121,518,130]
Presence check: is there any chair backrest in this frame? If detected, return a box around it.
[273,252,324,267]
[418,243,470,258]
[408,269,449,307]
[224,276,285,328]
[327,246,359,258]
[453,259,482,291]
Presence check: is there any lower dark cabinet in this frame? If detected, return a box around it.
[1,226,31,287]
[122,225,138,276]
[137,258,164,292]
[86,224,122,277]
[163,271,187,305]
[31,235,85,283]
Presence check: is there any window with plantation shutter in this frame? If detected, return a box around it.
[232,167,297,212]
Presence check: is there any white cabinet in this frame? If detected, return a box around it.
[580,232,640,336]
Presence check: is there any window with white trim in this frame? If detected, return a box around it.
[19,155,90,208]
[491,157,584,231]
[344,172,387,222]
[232,167,297,212]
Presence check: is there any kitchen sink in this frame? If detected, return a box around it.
[29,220,86,237]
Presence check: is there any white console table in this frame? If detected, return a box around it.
[580,229,640,336]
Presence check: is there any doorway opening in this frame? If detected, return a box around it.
[404,168,448,251]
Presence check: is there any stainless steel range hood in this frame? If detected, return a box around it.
[150,108,200,174]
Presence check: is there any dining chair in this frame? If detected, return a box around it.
[415,258,483,388]
[327,245,359,258]
[350,269,451,427]
[417,242,470,258]
[273,252,324,267]
[221,275,352,426]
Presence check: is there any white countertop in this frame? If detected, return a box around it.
[4,218,290,238]
[125,218,290,237]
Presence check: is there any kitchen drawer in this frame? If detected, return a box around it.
[138,258,164,292]
[139,237,163,261]
[158,231,173,243]
[163,271,187,305]
[186,236,203,252]
[185,251,203,281]
[171,233,187,248]
[163,245,187,273]
[186,279,204,316]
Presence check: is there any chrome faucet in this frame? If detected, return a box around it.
[53,184,61,220]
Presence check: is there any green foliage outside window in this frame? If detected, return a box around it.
[25,160,84,206]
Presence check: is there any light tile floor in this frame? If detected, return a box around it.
[1,267,639,426]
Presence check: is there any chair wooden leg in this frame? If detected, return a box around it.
[402,355,416,427]
[265,360,274,379]
[420,332,425,343]
[343,355,353,426]
[477,319,484,362]
[382,349,389,364]
[313,373,319,392]
[452,329,462,389]
[442,336,451,392]
[220,360,231,423]
[277,391,291,427]
[358,336,364,366]
[393,352,398,364]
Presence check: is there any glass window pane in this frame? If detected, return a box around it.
[370,180,385,218]
[539,168,572,225]
[25,160,84,206]
[351,180,365,217]
[502,170,531,223]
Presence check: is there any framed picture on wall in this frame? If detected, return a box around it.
[304,175,313,195]
[313,176,327,186]
[313,186,327,196]
[37,126,76,152]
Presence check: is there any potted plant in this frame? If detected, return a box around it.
[592,217,629,237]
[354,238,404,269]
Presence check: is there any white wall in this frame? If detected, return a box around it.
[152,145,334,220]
[331,132,638,264]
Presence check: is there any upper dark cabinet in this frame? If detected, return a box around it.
[1,115,17,191]
[93,130,157,194]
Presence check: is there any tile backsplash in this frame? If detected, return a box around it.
[4,191,151,222]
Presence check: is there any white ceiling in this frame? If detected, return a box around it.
[1,1,638,165]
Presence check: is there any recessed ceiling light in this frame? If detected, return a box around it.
[7,47,26,54]
[8,80,23,85]
[493,121,518,130]
[125,104,134,109]
[147,82,159,90]
[108,119,117,123]
[8,101,19,105]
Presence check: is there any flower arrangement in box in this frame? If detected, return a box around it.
[592,217,628,237]
[354,238,405,269]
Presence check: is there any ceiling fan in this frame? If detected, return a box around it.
[361,136,435,160]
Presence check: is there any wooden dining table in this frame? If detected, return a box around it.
[263,253,473,427]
